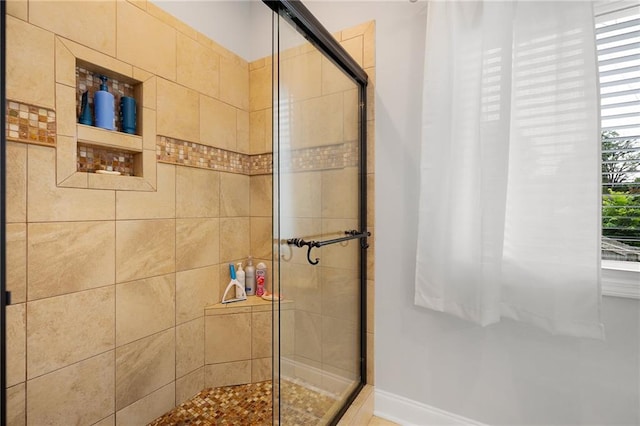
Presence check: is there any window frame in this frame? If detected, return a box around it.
[596,0,640,299]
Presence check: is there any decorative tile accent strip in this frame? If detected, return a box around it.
[157,136,253,175]
[251,153,273,175]
[77,143,135,175]
[157,137,359,176]
[76,66,135,133]
[282,140,359,172]
[5,100,56,146]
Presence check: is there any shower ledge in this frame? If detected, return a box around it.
[205,295,294,315]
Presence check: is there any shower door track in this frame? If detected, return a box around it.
[263,1,369,425]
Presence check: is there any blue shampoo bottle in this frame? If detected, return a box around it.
[94,75,114,130]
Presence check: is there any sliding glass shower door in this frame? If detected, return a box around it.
[270,4,368,424]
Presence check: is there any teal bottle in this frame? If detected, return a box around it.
[79,91,92,125]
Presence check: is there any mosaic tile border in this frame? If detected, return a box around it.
[4,100,358,176]
[5,100,56,146]
[157,136,254,175]
[157,136,359,176]
[283,140,359,172]
[251,152,273,175]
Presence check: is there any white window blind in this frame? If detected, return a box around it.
[596,1,640,262]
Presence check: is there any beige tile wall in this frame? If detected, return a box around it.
[6,143,250,423]
[5,1,259,424]
[4,0,376,423]
[26,351,115,426]
[249,57,273,156]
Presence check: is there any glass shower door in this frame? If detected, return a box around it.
[272,8,364,425]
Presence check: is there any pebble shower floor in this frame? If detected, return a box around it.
[149,380,338,425]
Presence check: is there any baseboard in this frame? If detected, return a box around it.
[374,389,488,426]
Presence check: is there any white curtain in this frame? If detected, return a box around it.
[415,0,604,338]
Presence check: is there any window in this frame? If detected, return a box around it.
[596,1,640,264]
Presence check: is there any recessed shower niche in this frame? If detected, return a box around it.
[76,65,141,177]
[54,37,158,191]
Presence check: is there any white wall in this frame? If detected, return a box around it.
[153,0,254,60]
[154,1,640,424]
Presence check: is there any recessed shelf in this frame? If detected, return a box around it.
[75,62,144,178]
[55,36,157,192]
[76,62,142,136]
[77,124,143,153]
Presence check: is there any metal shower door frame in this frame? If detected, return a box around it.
[263,1,369,424]
[1,1,8,423]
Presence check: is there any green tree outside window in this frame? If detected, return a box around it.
[601,130,640,261]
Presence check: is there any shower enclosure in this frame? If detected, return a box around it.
[266,1,369,424]
[0,0,369,423]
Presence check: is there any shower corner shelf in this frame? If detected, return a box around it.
[206,295,294,313]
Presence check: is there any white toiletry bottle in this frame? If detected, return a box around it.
[245,256,256,296]
[236,262,246,299]
[256,262,267,297]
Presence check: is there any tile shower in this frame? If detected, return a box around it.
[3,0,376,424]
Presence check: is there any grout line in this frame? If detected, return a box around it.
[112,210,117,418]
[173,162,178,407]
[118,380,174,417]
[23,143,30,424]
[25,348,114,383]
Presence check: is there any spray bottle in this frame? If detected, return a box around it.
[256,262,267,297]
